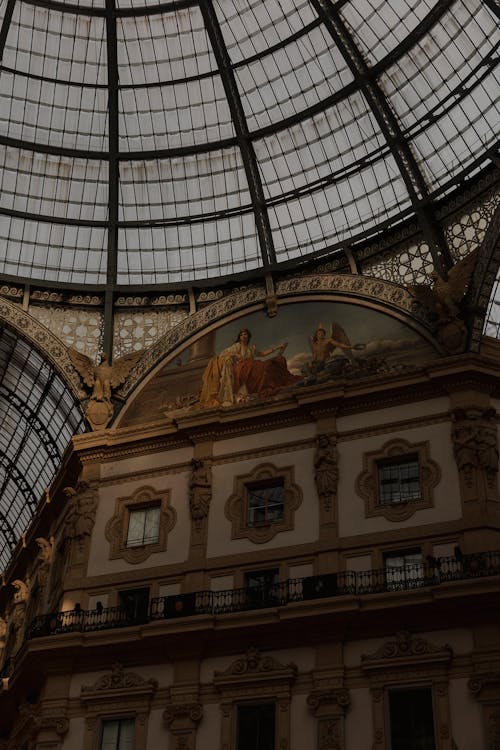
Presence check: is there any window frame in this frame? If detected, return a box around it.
[235,701,277,750]
[99,716,136,750]
[225,463,302,544]
[356,439,440,521]
[246,479,285,528]
[105,485,176,564]
[387,686,437,750]
[377,454,421,505]
[125,504,161,548]
[361,631,452,750]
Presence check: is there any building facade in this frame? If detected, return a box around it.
[1,274,500,750]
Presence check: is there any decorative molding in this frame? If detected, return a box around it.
[81,663,158,695]
[355,438,440,521]
[215,649,298,682]
[307,688,351,716]
[116,274,435,401]
[451,407,499,505]
[361,631,452,672]
[0,296,85,398]
[214,648,297,750]
[225,462,303,544]
[105,485,176,564]
[314,434,339,513]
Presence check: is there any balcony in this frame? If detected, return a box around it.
[23,549,500,641]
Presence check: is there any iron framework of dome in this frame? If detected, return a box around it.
[0,0,499,570]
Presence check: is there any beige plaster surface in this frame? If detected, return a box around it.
[196,702,221,749]
[99,446,192,480]
[62,717,86,750]
[212,423,317,457]
[344,687,373,749]
[448,677,484,749]
[207,448,318,557]
[87,471,191,577]
[338,421,461,538]
[337,397,449,432]
[290,693,315,749]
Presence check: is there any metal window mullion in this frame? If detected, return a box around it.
[199,0,276,267]
[104,0,119,359]
[0,0,16,64]
[310,0,453,276]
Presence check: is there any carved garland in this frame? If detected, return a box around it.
[355,438,441,521]
[105,485,176,564]
[225,463,303,544]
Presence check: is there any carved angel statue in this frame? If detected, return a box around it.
[68,349,142,404]
[407,249,478,321]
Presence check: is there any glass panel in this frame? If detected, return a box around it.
[126,509,146,547]
[247,482,284,526]
[237,703,276,750]
[389,688,436,750]
[378,458,420,503]
[143,506,160,544]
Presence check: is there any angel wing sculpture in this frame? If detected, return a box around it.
[68,349,143,430]
[407,248,478,321]
[407,249,478,354]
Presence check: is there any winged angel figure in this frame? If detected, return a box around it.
[407,248,478,353]
[68,349,143,429]
[407,249,478,322]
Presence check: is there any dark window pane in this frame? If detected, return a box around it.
[118,588,150,623]
[389,688,436,750]
[237,703,275,750]
[247,480,284,526]
[378,458,420,504]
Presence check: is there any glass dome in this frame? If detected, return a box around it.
[0,0,497,287]
[0,0,499,570]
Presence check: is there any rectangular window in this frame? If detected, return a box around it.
[385,551,424,591]
[378,457,420,504]
[247,480,284,527]
[245,569,280,609]
[126,506,161,547]
[100,718,135,750]
[118,587,150,624]
[237,703,276,750]
[389,687,436,750]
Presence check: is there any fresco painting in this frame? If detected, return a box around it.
[153,301,439,416]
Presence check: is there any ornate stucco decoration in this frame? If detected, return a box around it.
[225,463,303,544]
[468,674,500,750]
[2,700,69,749]
[407,248,478,354]
[0,297,85,399]
[116,274,433,401]
[81,664,157,749]
[214,648,298,683]
[63,481,98,543]
[307,688,351,716]
[105,485,176,564]
[362,632,454,749]
[189,458,212,524]
[214,649,297,750]
[451,407,499,505]
[82,663,158,696]
[69,348,143,430]
[314,434,339,513]
[34,536,53,589]
[163,690,203,750]
[355,438,440,521]
[361,631,452,675]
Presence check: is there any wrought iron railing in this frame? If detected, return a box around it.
[23,549,500,641]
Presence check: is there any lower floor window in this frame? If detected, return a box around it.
[100,718,135,750]
[237,703,276,750]
[389,687,436,750]
[384,550,424,591]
